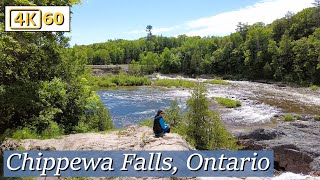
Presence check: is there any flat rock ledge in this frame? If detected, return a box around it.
[1,126,192,151]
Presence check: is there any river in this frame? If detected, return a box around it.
[97,76,320,130]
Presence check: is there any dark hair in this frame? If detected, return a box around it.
[156,110,163,117]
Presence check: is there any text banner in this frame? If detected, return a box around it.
[4,151,274,177]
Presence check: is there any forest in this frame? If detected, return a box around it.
[73,5,320,85]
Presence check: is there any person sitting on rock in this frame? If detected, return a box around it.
[153,110,171,137]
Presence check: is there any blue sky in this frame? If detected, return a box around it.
[67,0,314,45]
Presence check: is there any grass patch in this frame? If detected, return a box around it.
[205,79,231,85]
[139,119,154,128]
[12,128,38,140]
[153,79,198,88]
[11,121,63,140]
[314,115,320,121]
[214,97,241,108]
[88,73,151,88]
[282,114,298,122]
[311,85,319,91]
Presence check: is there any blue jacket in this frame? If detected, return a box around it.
[153,116,169,134]
[159,117,169,131]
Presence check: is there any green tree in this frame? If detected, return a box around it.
[244,23,273,79]
[186,83,210,149]
[0,0,113,137]
[160,48,181,73]
[93,49,111,65]
[138,52,160,74]
[274,32,293,81]
[186,83,237,150]
[146,25,153,37]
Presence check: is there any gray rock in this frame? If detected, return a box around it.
[311,157,320,172]
[1,126,194,151]
[237,128,284,141]
[237,121,320,175]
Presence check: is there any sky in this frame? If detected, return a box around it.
[67,0,314,45]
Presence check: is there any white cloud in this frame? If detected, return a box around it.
[184,0,314,37]
[125,0,314,38]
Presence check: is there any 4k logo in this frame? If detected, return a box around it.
[10,9,42,30]
[5,6,70,32]
[14,12,37,26]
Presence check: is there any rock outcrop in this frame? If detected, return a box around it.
[237,120,320,175]
[2,125,320,180]
[1,126,192,151]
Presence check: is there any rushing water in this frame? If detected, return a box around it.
[97,87,189,128]
[97,76,320,129]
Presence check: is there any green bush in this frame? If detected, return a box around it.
[205,79,231,85]
[214,97,242,108]
[41,121,63,139]
[311,85,319,91]
[12,128,38,140]
[154,79,198,88]
[282,114,296,122]
[12,121,64,140]
[209,111,239,150]
[76,98,114,133]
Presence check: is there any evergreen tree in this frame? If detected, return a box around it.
[186,83,210,150]
[186,83,238,150]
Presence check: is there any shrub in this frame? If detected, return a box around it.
[186,83,239,150]
[205,79,231,85]
[12,128,38,140]
[154,79,198,88]
[311,85,319,91]
[282,114,296,122]
[209,111,239,150]
[214,97,241,108]
[41,121,63,139]
[12,121,64,140]
[77,101,114,133]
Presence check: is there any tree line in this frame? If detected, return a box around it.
[74,6,320,85]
